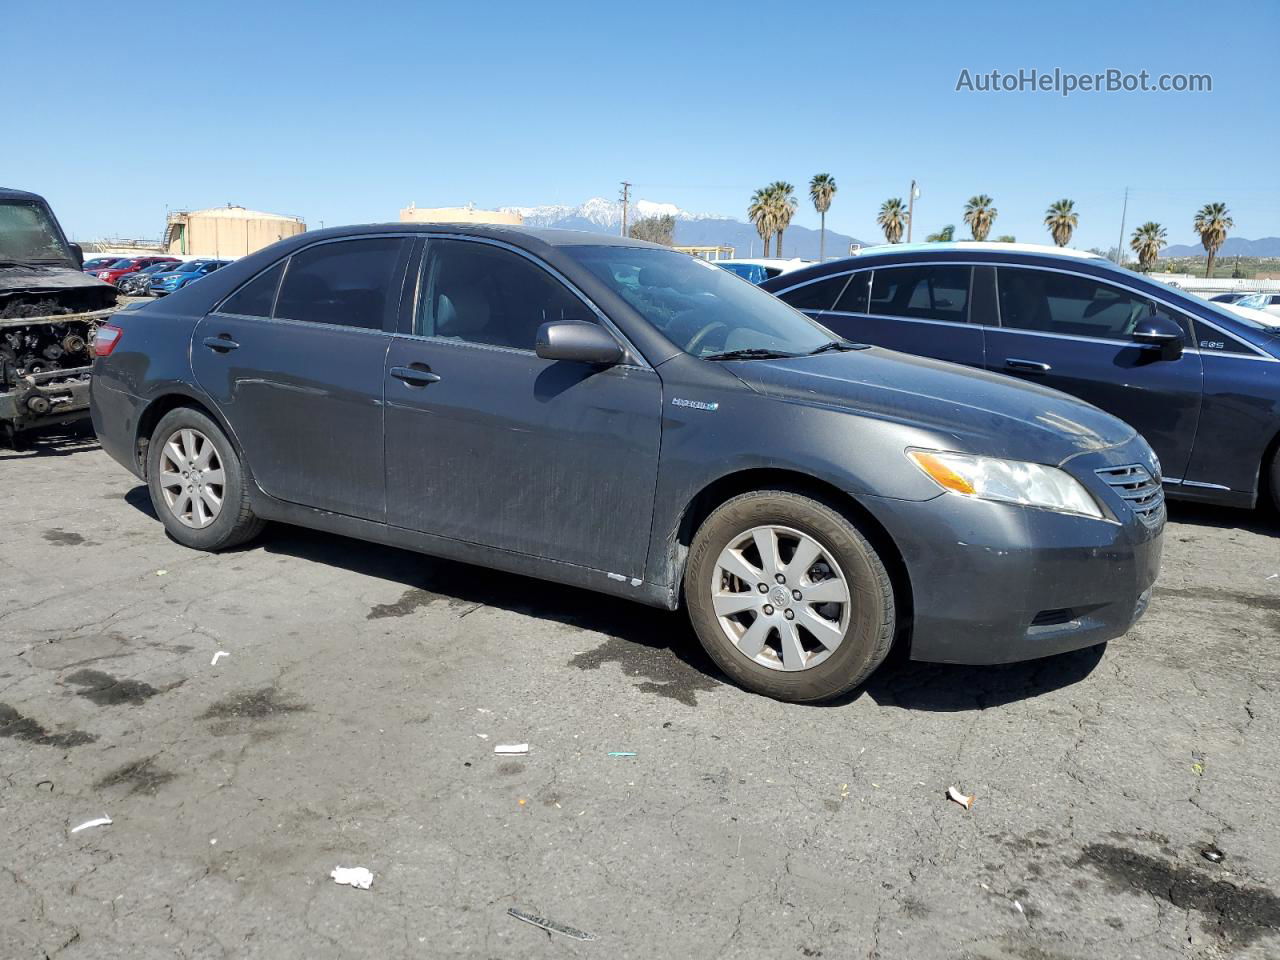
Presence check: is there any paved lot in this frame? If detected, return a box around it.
[2,427,1278,959]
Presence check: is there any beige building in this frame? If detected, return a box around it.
[399,203,522,225]
[164,205,306,258]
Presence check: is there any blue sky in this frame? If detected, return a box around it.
[9,0,1278,249]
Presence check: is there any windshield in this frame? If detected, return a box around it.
[1238,294,1267,309]
[565,245,833,357]
[107,259,136,269]
[172,261,204,273]
[0,200,73,263]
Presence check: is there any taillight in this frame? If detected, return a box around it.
[93,323,124,357]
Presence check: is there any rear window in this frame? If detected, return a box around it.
[779,275,850,312]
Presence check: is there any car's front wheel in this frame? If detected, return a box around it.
[685,489,896,703]
[147,407,265,551]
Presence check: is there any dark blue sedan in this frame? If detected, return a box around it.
[762,243,1280,511]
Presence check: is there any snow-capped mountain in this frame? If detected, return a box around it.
[500,196,868,259]
[502,197,721,230]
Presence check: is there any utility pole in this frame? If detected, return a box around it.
[907,180,919,243]
[619,181,631,238]
[1115,187,1129,265]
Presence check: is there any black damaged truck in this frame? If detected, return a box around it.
[0,188,116,445]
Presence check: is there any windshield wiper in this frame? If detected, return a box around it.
[808,339,869,355]
[702,347,798,361]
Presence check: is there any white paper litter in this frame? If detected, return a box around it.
[210,651,230,665]
[946,786,974,810]
[71,815,112,833]
[330,866,373,889]
[494,743,529,755]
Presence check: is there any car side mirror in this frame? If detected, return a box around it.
[535,321,623,365]
[69,242,83,268]
[1132,311,1184,361]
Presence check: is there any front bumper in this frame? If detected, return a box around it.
[860,451,1163,665]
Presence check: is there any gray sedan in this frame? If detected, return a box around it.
[90,225,1163,702]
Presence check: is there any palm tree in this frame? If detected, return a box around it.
[809,174,837,261]
[768,181,797,258]
[963,195,997,241]
[877,198,908,244]
[1044,199,1078,247]
[925,224,955,243]
[1130,222,1167,272]
[748,188,774,258]
[1193,202,1233,278]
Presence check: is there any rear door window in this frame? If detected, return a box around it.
[868,265,971,323]
[275,238,408,330]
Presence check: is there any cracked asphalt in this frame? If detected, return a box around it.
[2,426,1278,959]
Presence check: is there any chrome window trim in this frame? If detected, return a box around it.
[405,233,651,371]
[780,258,1277,359]
[805,309,986,332]
[206,311,394,339]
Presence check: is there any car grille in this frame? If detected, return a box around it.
[1095,464,1164,526]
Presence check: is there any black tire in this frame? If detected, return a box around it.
[685,489,895,703]
[147,407,265,551]
[1269,445,1280,515]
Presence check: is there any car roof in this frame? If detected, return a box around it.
[850,241,1108,261]
[288,222,665,254]
[0,187,45,203]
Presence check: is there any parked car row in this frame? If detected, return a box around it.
[146,259,230,296]
[91,225,1168,703]
[84,255,230,297]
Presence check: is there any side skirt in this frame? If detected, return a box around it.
[247,489,679,611]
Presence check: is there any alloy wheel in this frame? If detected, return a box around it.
[157,428,225,529]
[710,524,851,671]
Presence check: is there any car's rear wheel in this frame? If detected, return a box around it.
[147,407,264,551]
[685,489,895,703]
[1269,444,1280,514]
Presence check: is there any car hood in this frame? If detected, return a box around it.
[726,348,1137,465]
[0,262,117,314]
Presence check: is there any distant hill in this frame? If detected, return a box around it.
[503,197,867,260]
[1161,236,1280,257]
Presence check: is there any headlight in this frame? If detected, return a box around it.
[907,448,1104,520]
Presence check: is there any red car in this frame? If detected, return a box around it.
[95,256,179,286]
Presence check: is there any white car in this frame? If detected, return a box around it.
[713,258,812,284]
[1236,292,1280,316]
[1224,302,1280,328]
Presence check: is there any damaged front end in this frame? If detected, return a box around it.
[0,267,117,439]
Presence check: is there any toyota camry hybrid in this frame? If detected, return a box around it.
[90,225,1163,702]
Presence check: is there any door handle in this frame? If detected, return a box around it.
[1005,358,1051,373]
[202,336,240,352]
[390,365,441,386]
